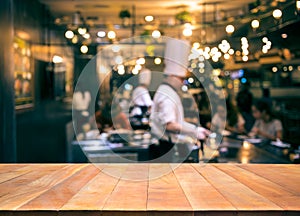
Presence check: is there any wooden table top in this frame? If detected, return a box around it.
[0,163,299,215]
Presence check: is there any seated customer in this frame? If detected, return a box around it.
[249,100,283,141]
[209,101,245,134]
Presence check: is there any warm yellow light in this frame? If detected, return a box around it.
[297,1,300,10]
[78,27,87,35]
[83,33,90,39]
[193,42,200,49]
[154,57,161,65]
[242,55,248,62]
[272,67,278,73]
[225,24,235,34]
[183,28,192,37]
[262,37,269,43]
[228,49,234,55]
[273,9,282,19]
[135,64,142,70]
[132,68,139,75]
[251,19,260,29]
[152,30,161,39]
[108,31,116,39]
[52,55,63,63]
[72,35,78,44]
[97,31,106,38]
[145,15,154,22]
[224,53,230,59]
[65,30,74,39]
[136,57,146,65]
[80,45,88,54]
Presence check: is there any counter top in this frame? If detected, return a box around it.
[0,163,299,215]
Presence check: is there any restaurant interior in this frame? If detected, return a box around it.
[1,0,300,164]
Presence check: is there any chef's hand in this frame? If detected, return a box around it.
[196,127,210,140]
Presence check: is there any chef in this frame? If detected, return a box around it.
[150,38,210,162]
[130,68,152,117]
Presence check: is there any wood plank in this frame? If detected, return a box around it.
[171,163,236,211]
[192,164,283,211]
[102,164,148,211]
[0,165,33,184]
[147,163,192,211]
[239,164,300,195]
[0,164,72,210]
[215,164,300,210]
[61,164,121,210]
[0,164,27,174]
[18,165,99,210]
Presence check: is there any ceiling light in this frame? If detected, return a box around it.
[242,55,248,62]
[193,42,200,49]
[272,9,282,19]
[145,15,154,22]
[132,68,139,75]
[136,57,146,65]
[152,30,161,39]
[52,55,63,64]
[80,45,88,54]
[83,33,90,39]
[225,24,235,34]
[154,57,161,65]
[251,19,260,29]
[228,49,234,55]
[224,53,230,60]
[262,37,269,43]
[188,77,194,84]
[107,31,116,39]
[72,35,78,44]
[281,33,288,39]
[97,31,106,38]
[272,67,278,73]
[78,27,87,35]
[65,30,74,39]
[183,28,192,37]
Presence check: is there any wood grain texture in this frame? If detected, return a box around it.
[0,163,299,215]
[192,164,283,210]
[215,164,300,210]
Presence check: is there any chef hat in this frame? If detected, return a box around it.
[139,68,151,86]
[163,38,191,78]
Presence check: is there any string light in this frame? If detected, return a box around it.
[251,19,260,29]
[80,45,88,54]
[65,30,74,39]
[225,24,235,34]
[273,9,282,19]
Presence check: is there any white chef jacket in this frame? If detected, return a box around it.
[130,86,152,116]
[150,84,198,143]
[73,91,91,111]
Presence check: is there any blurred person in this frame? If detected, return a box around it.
[95,101,131,132]
[249,100,283,141]
[130,68,152,118]
[150,38,210,162]
[236,81,255,132]
[261,87,273,109]
[208,99,245,134]
[73,84,91,134]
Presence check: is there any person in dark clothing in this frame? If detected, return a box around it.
[236,82,255,132]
